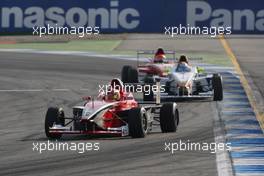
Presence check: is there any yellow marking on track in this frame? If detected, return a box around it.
[219,35,264,132]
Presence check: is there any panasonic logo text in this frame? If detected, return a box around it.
[0,1,140,30]
[187,1,264,31]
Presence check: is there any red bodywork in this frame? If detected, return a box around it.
[138,62,174,77]
[88,92,138,129]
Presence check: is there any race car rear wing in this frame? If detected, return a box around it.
[176,57,203,61]
[137,50,176,55]
[136,50,203,65]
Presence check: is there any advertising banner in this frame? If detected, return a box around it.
[0,0,263,34]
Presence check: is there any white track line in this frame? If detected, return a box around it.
[0,88,76,92]
[51,89,70,91]
[212,102,234,176]
[0,88,96,92]
[0,89,43,92]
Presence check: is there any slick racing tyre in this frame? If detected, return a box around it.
[128,67,138,83]
[45,107,65,139]
[160,103,179,133]
[143,77,154,101]
[128,107,148,138]
[165,81,173,95]
[121,65,131,83]
[121,65,138,83]
[212,74,223,101]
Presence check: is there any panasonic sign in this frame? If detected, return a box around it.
[187,1,264,31]
[0,1,140,29]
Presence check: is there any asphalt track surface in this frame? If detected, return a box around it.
[227,36,264,100]
[0,52,218,176]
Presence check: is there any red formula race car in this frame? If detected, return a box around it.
[121,48,177,101]
[121,48,176,84]
[45,78,179,139]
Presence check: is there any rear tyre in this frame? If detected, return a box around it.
[212,74,223,101]
[128,107,147,138]
[143,77,154,101]
[121,65,138,83]
[45,107,64,139]
[121,65,130,83]
[160,103,179,133]
[127,67,138,83]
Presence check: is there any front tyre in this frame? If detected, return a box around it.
[159,103,179,133]
[45,107,64,139]
[165,81,173,95]
[143,77,154,101]
[128,107,147,138]
[212,74,223,101]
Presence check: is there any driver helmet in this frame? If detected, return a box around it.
[178,55,189,64]
[106,78,124,101]
[154,48,166,63]
[110,78,123,90]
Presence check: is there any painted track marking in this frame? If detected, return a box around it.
[219,35,264,131]
[219,35,264,176]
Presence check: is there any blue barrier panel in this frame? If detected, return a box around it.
[0,0,263,34]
